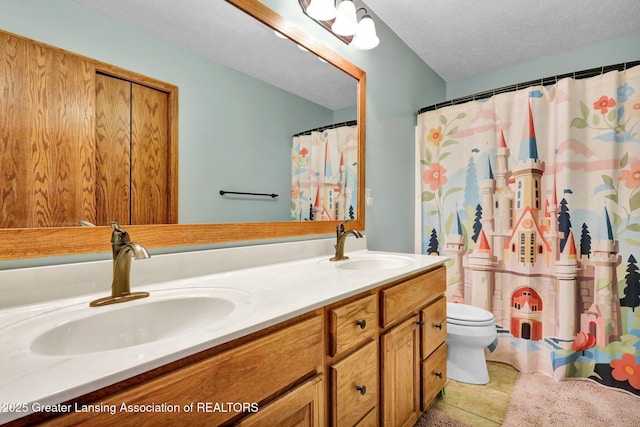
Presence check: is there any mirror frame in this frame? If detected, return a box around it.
[0,0,366,261]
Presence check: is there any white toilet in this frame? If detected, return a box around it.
[446,302,497,385]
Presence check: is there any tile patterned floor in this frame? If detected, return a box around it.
[429,361,519,426]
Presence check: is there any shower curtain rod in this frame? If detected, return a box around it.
[292,119,357,137]
[418,59,640,115]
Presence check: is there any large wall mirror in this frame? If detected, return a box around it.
[0,0,366,260]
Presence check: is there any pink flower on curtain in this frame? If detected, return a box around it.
[427,126,444,146]
[423,163,448,191]
[610,353,640,389]
[620,159,640,190]
[299,147,309,158]
[291,185,300,199]
[593,95,616,114]
[571,331,596,354]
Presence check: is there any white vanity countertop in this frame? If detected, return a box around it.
[0,238,448,423]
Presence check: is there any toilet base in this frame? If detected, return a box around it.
[446,345,490,384]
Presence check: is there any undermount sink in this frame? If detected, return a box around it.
[30,288,254,356]
[319,254,415,270]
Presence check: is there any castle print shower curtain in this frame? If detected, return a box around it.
[418,65,640,395]
[291,125,358,221]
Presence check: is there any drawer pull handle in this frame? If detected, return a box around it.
[435,372,443,378]
[356,385,367,395]
[416,320,425,327]
[434,322,443,330]
[356,319,367,329]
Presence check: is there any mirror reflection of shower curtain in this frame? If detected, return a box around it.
[291,125,358,221]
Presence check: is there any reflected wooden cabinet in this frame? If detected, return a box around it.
[96,73,171,225]
[0,32,95,228]
[0,29,177,228]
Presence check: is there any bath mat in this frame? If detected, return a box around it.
[502,372,640,427]
[414,409,472,427]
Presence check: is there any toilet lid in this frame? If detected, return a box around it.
[447,302,495,326]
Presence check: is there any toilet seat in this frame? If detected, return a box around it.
[447,303,495,327]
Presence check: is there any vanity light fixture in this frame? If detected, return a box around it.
[306,0,338,21]
[299,0,380,50]
[331,0,358,36]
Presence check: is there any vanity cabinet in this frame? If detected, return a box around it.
[22,266,447,427]
[380,266,447,426]
[41,312,324,427]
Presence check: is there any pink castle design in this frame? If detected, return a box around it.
[443,103,623,346]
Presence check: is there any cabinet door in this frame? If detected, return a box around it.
[236,376,324,427]
[381,315,421,427]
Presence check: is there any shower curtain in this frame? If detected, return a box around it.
[291,125,358,221]
[418,65,640,396]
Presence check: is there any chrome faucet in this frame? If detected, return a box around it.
[90,222,151,307]
[330,220,363,261]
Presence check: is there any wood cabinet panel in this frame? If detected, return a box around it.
[420,296,447,359]
[331,340,378,427]
[236,376,324,427]
[0,32,95,228]
[328,294,377,357]
[421,343,447,411]
[44,315,323,426]
[1,29,177,229]
[381,315,421,427]
[95,73,131,225]
[131,83,170,224]
[380,267,445,328]
[354,407,377,427]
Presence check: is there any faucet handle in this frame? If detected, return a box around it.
[110,221,131,246]
[337,219,353,235]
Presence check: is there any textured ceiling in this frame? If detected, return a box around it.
[73,0,640,108]
[364,0,640,81]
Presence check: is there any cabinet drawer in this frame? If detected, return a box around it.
[421,343,447,411]
[331,340,378,427]
[235,375,324,426]
[420,295,447,359]
[329,294,378,356]
[381,266,446,327]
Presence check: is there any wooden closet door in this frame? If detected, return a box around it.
[95,75,170,225]
[0,33,95,228]
[131,82,170,224]
[95,73,131,225]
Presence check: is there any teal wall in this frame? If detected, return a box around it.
[447,34,640,99]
